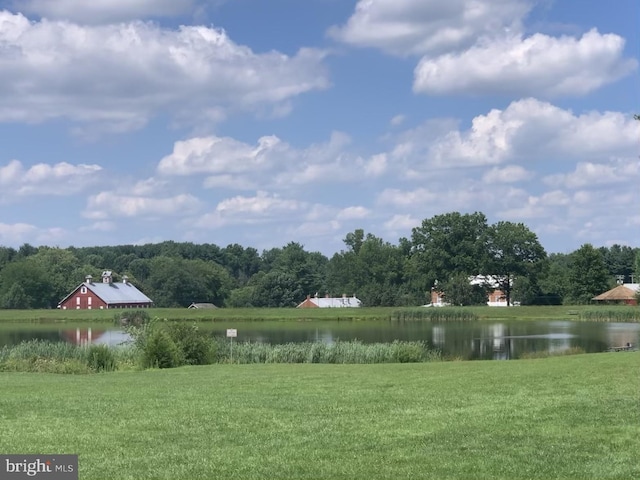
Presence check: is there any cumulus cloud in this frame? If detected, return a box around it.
[336,206,370,220]
[84,192,200,219]
[14,0,197,24]
[0,159,102,198]
[482,165,532,184]
[398,99,640,171]
[544,159,640,189]
[158,131,377,190]
[0,11,329,131]
[193,191,304,230]
[414,29,637,97]
[329,0,530,56]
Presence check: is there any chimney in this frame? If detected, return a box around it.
[85,275,93,284]
[342,293,347,298]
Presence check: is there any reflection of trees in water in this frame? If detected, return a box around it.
[3,320,638,358]
[0,330,61,346]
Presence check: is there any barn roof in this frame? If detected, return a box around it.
[592,284,640,301]
[58,280,153,306]
[85,281,153,305]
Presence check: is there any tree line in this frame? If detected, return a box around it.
[0,211,638,309]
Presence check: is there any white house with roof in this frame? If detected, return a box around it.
[297,293,362,308]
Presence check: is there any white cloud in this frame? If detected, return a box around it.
[336,206,370,220]
[0,159,102,198]
[383,214,419,231]
[159,131,369,189]
[158,135,282,176]
[378,188,438,207]
[417,99,640,169]
[193,191,304,230]
[0,12,329,131]
[329,0,530,56]
[390,114,406,126]
[482,165,532,184]
[14,0,197,23]
[414,29,636,97]
[84,192,200,219]
[544,159,640,189]
[0,222,37,244]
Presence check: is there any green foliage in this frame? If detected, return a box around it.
[484,221,546,306]
[567,244,611,304]
[0,211,633,310]
[518,346,586,359]
[410,211,489,292]
[165,322,212,365]
[578,309,640,322]
[390,308,478,321]
[114,309,151,327]
[440,273,488,306]
[87,344,117,372]
[141,329,182,369]
[212,339,441,364]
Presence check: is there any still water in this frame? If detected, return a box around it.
[1,320,638,360]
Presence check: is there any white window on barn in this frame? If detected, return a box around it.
[81,286,87,294]
[88,297,92,306]
[76,297,80,305]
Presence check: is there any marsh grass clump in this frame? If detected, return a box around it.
[86,344,117,372]
[578,309,640,322]
[391,308,478,322]
[518,346,586,359]
[214,340,441,364]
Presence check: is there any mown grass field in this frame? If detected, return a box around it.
[1,352,638,479]
[0,304,638,325]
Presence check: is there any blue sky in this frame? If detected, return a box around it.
[0,0,638,256]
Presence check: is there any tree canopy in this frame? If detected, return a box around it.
[0,213,635,309]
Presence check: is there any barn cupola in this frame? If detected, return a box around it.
[122,275,129,284]
[85,275,93,284]
[102,271,113,284]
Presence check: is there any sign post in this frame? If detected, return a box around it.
[226,328,237,363]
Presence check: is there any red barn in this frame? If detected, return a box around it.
[58,271,153,310]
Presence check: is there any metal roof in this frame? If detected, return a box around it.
[309,296,362,308]
[85,281,153,305]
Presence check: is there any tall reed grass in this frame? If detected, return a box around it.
[390,308,478,322]
[0,340,135,373]
[578,309,640,322]
[0,338,441,373]
[213,339,441,364]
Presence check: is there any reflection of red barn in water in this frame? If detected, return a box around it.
[61,328,106,346]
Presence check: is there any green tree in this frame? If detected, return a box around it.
[538,253,571,304]
[484,221,546,306]
[409,212,489,300]
[440,273,487,306]
[566,244,611,304]
[0,260,55,308]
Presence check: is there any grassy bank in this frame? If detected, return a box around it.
[1,353,638,479]
[0,304,638,324]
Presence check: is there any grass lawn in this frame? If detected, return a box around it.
[1,353,638,479]
[0,304,637,325]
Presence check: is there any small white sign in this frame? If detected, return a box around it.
[226,328,237,338]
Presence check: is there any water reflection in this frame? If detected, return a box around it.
[0,320,638,360]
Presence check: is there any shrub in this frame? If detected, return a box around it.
[115,310,151,327]
[87,344,117,372]
[141,329,182,369]
[165,322,212,365]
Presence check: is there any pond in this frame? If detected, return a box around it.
[1,319,638,360]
